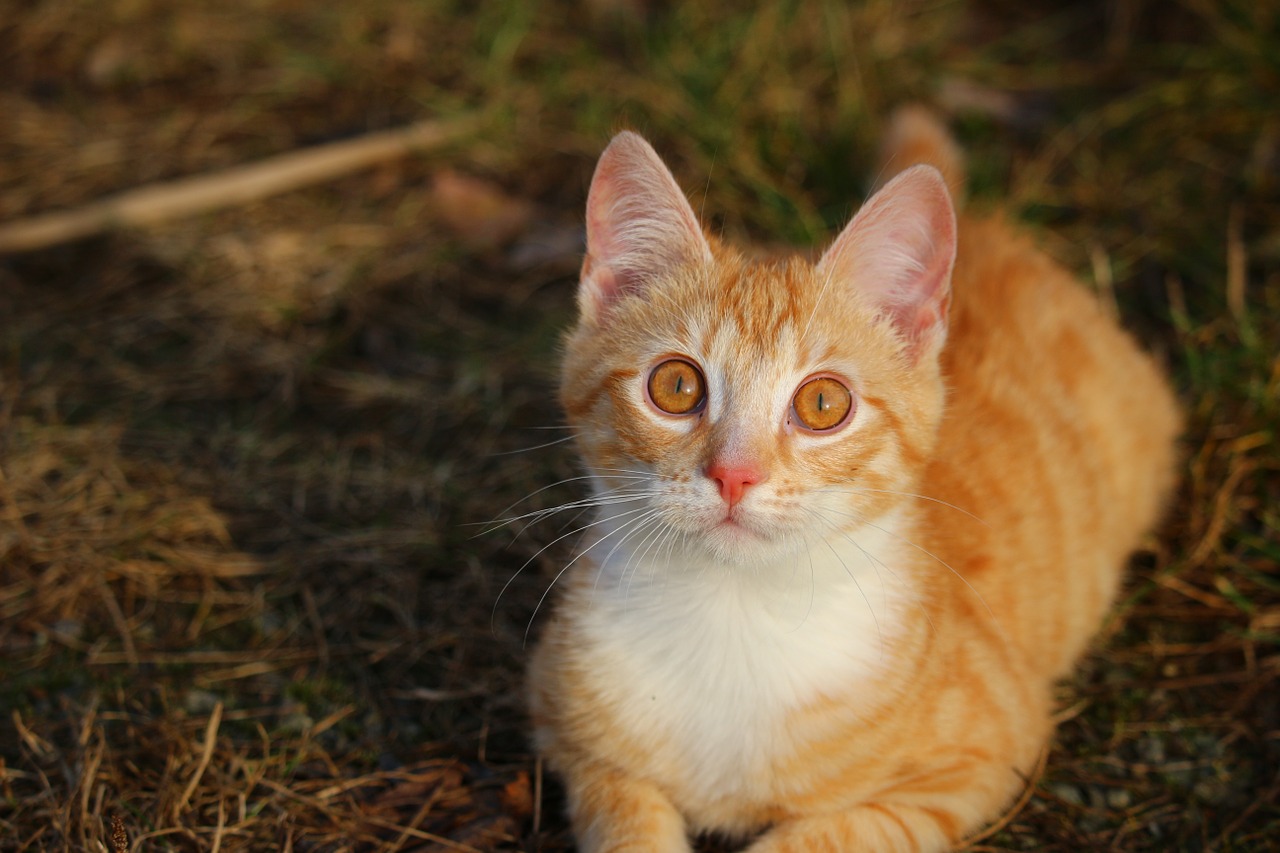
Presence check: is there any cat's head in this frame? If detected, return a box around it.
[561,132,956,567]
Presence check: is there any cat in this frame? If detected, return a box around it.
[526,106,1180,852]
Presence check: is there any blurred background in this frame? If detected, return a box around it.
[1,0,1276,849]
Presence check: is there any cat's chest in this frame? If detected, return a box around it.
[570,538,914,811]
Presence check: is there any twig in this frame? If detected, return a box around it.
[210,798,226,853]
[357,814,485,853]
[1210,779,1279,849]
[384,784,446,853]
[532,756,544,838]
[0,115,477,254]
[1226,203,1246,327]
[175,702,223,819]
[1186,457,1255,569]
[957,744,1051,849]
[257,778,485,853]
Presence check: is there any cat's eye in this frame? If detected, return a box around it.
[791,377,853,432]
[647,359,706,415]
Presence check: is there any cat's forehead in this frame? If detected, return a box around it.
[710,256,813,334]
[680,255,841,364]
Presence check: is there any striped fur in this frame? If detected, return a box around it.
[528,109,1180,852]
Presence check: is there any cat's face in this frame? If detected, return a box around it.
[561,132,955,568]
[562,254,946,567]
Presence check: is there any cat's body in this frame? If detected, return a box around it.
[528,109,1179,851]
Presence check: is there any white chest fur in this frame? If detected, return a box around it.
[570,517,917,812]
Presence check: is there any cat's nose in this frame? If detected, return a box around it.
[706,461,765,508]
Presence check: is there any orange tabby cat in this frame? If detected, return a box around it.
[527,107,1179,851]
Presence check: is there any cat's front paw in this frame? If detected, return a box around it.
[575,825,693,853]
[744,808,952,853]
[562,762,694,853]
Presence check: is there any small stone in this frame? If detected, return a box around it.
[1087,786,1108,809]
[1048,782,1084,806]
[1190,732,1225,759]
[279,712,314,734]
[183,689,220,714]
[1080,813,1109,834]
[1107,787,1132,809]
[52,619,84,640]
[1193,776,1230,805]
[1138,734,1166,764]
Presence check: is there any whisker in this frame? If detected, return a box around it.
[650,522,680,590]
[804,507,937,637]
[797,507,883,652]
[622,515,671,605]
[817,486,990,526]
[488,433,579,456]
[588,466,664,480]
[796,531,818,633]
[492,504,651,634]
[801,250,839,341]
[801,505,886,586]
[658,527,691,599]
[515,492,657,543]
[475,478,652,534]
[492,486,653,531]
[474,473,644,531]
[823,505,1001,633]
[778,530,817,634]
[592,508,664,596]
[526,508,662,642]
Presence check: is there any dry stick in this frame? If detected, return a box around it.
[176,702,224,820]
[0,116,477,254]
[532,756,543,838]
[957,744,1051,850]
[1226,203,1246,327]
[384,785,447,853]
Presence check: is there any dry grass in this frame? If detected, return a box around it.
[1,0,1277,850]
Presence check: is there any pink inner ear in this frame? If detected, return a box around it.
[816,165,957,361]
[578,132,712,325]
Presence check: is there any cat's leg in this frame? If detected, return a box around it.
[745,762,1025,853]
[564,762,693,853]
[745,804,956,853]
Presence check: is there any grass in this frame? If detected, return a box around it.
[1,0,1277,849]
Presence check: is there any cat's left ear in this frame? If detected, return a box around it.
[578,132,713,326]
[817,165,957,363]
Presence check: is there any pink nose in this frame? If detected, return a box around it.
[706,461,764,507]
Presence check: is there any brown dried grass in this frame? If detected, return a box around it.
[1,0,1277,850]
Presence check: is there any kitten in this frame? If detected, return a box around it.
[527,107,1179,852]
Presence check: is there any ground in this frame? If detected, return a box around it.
[0,1,1277,850]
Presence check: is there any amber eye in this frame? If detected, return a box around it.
[647,359,706,415]
[792,377,853,431]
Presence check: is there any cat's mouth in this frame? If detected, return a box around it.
[649,492,800,564]
[714,515,752,533]
[710,501,757,531]
[704,510,775,550]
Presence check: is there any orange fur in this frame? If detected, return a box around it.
[528,109,1180,852]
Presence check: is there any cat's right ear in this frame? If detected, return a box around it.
[578,132,713,326]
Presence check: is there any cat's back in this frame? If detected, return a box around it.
[927,213,1180,675]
